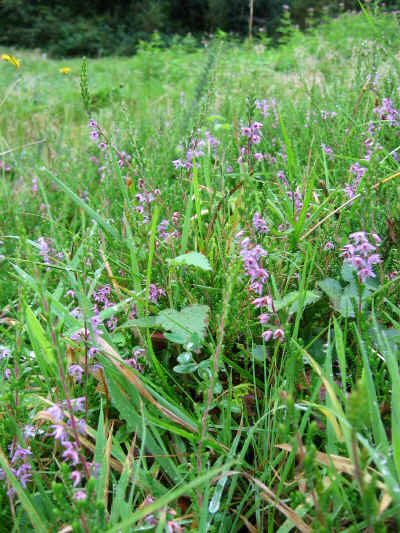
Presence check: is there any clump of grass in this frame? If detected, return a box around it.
[0,5,400,532]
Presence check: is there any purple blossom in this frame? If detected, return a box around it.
[10,446,32,465]
[374,98,399,125]
[277,170,288,187]
[148,284,165,303]
[15,464,32,488]
[68,364,84,384]
[50,424,67,442]
[69,307,82,319]
[321,143,334,160]
[0,348,11,359]
[62,442,79,465]
[73,490,87,501]
[69,397,86,413]
[341,231,382,283]
[252,212,269,233]
[23,425,36,439]
[258,313,270,324]
[45,404,64,422]
[252,296,272,308]
[324,241,335,250]
[70,470,82,487]
[106,316,117,331]
[262,330,273,341]
[349,163,367,184]
[273,328,285,341]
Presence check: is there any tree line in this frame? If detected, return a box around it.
[0,0,398,57]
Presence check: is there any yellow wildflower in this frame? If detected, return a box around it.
[1,54,20,69]
[59,67,71,74]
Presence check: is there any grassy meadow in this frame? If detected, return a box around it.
[1,5,400,532]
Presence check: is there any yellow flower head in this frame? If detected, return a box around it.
[59,67,71,74]
[1,54,20,69]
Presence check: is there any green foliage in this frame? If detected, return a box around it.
[1,6,400,532]
[168,251,212,271]
[2,0,398,57]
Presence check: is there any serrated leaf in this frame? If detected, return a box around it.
[157,305,209,345]
[168,251,212,271]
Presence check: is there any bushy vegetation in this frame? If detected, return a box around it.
[1,4,400,532]
[1,0,399,57]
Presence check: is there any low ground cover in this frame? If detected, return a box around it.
[1,5,400,532]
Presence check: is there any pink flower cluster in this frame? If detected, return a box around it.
[340,231,382,282]
[237,229,285,343]
[44,399,99,500]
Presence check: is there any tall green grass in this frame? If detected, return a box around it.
[0,6,400,532]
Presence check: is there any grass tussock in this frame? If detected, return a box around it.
[1,6,400,532]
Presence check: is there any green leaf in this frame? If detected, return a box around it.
[318,278,343,310]
[157,304,209,345]
[177,352,195,364]
[106,461,234,533]
[25,305,57,369]
[266,290,320,314]
[341,262,357,283]
[289,291,321,314]
[164,331,187,344]
[168,251,212,271]
[173,363,198,374]
[44,170,119,239]
[119,316,161,329]
[251,345,267,362]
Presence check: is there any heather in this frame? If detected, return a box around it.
[0,5,400,532]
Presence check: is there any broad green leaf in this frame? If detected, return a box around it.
[318,278,342,308]
[119,316,161,329]
[341,262,356,283]
[252,344,267,362]
[173,363,198,373]
[266,290,320,314]
[168,251,212,271]
[157,304,209,345]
